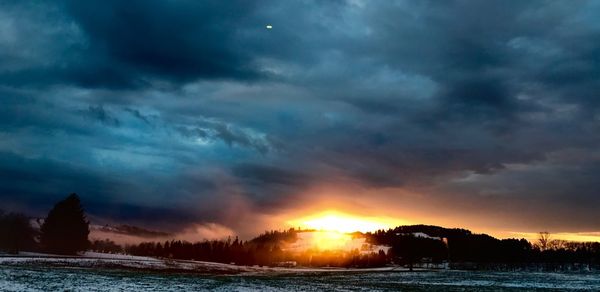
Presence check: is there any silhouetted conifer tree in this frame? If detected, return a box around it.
[40,193,90,254]
[0,211,36,254]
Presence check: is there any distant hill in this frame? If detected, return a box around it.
[94,224,171,238]
[379,224,472,238]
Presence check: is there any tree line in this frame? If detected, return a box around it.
[122,226,600,269]
[3,194,600,270]
[366,225,600,269]
[125,229,388,267]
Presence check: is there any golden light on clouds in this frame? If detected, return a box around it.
[503,231,600,243]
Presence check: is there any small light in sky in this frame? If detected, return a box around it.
[266,25,273,29]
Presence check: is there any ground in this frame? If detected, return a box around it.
[2,253,600,291]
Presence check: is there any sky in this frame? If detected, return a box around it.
[2,0,600,239]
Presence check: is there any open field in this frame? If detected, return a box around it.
[2,255,600,291]
[0,253,404,275]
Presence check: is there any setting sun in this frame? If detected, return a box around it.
[283,210,404,251]
[286,231,358,251]
[287,210,406,233]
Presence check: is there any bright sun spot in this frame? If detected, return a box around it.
[300,231,355,251]
[287,210,404,233]
[285,211,404,251]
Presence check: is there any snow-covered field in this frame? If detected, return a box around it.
[0,252,402,275]
[2,254,600,291]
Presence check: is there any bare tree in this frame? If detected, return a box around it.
[549,239,567,250]
[537,231,551,251]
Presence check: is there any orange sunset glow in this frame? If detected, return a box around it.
[292,231,357,251]
[282,209,600,246]
[281,210,406,251]
[286,210,407,234]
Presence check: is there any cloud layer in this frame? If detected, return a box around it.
[2,0,600,237]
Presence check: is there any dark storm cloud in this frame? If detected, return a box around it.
[2,0,600,234]
[124,108,152,125]
[233,163,310,187]
[81,105,120,127]
[175,120,273,154]
[0,152,125,208]
[59,0,262,83]
[0,0,264,88]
